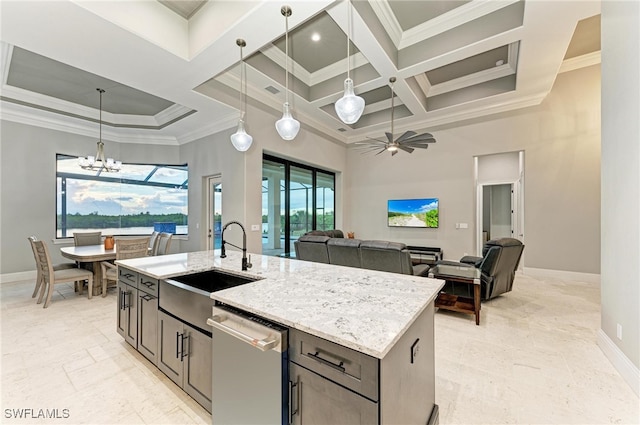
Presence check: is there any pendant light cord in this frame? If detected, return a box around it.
[240,45,245,119]
[390,81,394,137]
[346,0,351,80]
[285,12,290,104]
[97,88,105,143]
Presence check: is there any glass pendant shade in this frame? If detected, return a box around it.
[275,102,300,140]
[230,119,253,152]
[335,78,365,124]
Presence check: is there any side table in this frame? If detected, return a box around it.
[429,263,481,325]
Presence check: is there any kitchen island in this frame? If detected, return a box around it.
[117,249,444,424]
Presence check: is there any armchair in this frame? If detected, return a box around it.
[436,238,525,301]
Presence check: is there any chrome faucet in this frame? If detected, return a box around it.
[220,221,252,271]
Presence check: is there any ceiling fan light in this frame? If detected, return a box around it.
[387,145,398,152]
[276,102,300,140]
[335,78,365,124]
[230,119,253,152]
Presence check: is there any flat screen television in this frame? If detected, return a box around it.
[388,198,439,228]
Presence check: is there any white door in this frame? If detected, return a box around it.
[206,176,222,250]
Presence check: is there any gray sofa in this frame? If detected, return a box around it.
[294,234,430,277]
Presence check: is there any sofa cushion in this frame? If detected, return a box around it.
[294,235,330,263]
[359,240,413,275]
[327,238,362,268]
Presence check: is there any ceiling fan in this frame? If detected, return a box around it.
[355,77,436,156]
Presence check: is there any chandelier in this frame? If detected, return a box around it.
[79,88,122,172]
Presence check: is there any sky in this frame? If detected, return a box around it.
[57,159,188,216]
[388,198,438,214]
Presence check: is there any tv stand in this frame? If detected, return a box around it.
[407,246,443,266]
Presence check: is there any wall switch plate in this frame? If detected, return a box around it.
[410,338,420,364]
[459,223,468,229]
[251,224,260,231]
[617,323,623,340]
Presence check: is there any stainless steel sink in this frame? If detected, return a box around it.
[160,270,261,333]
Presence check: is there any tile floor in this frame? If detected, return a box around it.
[1,274,639,424]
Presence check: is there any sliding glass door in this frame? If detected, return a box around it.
[262,155,335,257]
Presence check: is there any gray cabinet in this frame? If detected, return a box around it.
[117,268,158,365]
[289,329,378,424]
[137,278,158,365]
[157,310,212,412]
[117,269,138,347]
[288,303,437,425]
[289,362,377,425]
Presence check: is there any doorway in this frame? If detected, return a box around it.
[206,175,222,250]
[474,151,524,259]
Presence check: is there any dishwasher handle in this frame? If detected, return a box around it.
[207,314,280,352]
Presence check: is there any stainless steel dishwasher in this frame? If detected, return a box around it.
[207,304,288,425]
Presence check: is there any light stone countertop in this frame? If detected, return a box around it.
[117,250,444,359]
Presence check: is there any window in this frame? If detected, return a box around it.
[262,154,335,257]
[56,154,188,238]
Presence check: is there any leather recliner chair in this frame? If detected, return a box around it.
[458,237,524,300]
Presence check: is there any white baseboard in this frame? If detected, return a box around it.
[597,329,640,397]
[523,267,601,284]
[0,270,36,284]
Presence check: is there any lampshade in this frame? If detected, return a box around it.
[335,78,365,124]
[230,119,253,152]
[276,102,300,141]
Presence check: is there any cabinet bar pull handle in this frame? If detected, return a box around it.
[306,351,346,372]
[207,315,279,352]
[176,332,181,359]
[140,294,154,301]
[288,378,299,424]
[181,334,189,360]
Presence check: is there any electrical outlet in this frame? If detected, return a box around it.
[617,323,623,340]
[410,338,420,364]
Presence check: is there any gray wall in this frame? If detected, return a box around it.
[0,121,179,273]
[601,1,640,372]
[345,64,601,273]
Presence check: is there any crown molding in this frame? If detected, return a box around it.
[0,99,179,145]
[399,0,521,50]
[428,62,515,97]
[369,0,402,48]
[559,51,601,74]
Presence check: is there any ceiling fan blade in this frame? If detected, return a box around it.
[385,132,394,144]
[397,145,414,153]
[395,131,417,143]
[375,147,388,155]
[402,137,436,144]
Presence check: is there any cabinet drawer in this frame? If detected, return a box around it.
[119,267,138,286]
[289,329,378,401]
[138,275,159,296]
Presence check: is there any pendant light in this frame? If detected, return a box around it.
[275,5,300,141]
[79,88,121,172]
[230,39,253,152]
[334,0,365,125]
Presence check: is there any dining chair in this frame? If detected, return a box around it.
[100,237,150,297]
[154,232,173,256]
[27,236,77,298]
[73,231,102,246]
[32,239,94,308]
[148,231,160,254]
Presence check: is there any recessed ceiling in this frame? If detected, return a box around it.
[0,1,602,145]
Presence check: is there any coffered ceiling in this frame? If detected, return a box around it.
[0,0,601,146]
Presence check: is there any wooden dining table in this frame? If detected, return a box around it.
[60,244,116,296]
